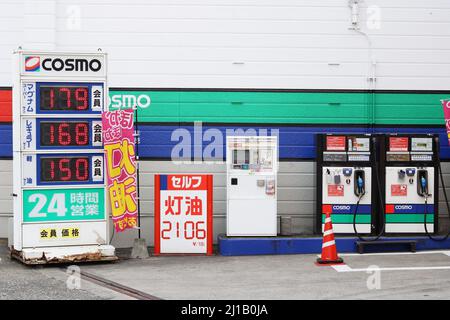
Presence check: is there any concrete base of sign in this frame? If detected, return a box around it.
[218,234,450,256]
[130,238,149,259]
[10,245,118,265]
[7,218,13,248]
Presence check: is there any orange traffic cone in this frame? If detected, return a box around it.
[316,211,344,265]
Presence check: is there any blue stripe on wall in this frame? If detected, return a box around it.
[138,125,450,160]
[1,124,449,160]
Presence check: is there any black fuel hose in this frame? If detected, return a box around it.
[423,155,450,241]
[352,138,386,242]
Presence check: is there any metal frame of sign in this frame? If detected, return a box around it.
[154,174,213,255]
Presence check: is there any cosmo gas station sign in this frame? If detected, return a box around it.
[11,51,116,263]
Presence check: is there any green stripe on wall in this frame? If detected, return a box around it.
[322,214,371,224]
[109,90,450,125]
[386,214,434,223]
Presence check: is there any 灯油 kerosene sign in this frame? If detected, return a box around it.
[154,174,213,255]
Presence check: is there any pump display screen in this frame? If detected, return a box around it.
[40,156,90,182]
[411,138,433,152]
[39,85,89,111]
[40,121,90,147]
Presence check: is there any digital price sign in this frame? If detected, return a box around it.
[40,156,90,182]
[21,118,102,150]
[21,81,104,115]
[22,153,104,186]
[39,85,89,111]
[13,51,113,262]
[40,121,89,146]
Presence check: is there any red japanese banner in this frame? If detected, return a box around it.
[442,100,450,145]
[154,174,213,255]
[102,109,138,232]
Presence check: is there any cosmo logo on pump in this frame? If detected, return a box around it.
[386,204,434,214]
[322,204,371,214]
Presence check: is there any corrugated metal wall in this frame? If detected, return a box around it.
[0,0,450,89]
[1,160,450,247]
[1,1,450,245]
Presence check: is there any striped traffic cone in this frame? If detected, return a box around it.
[316,211,344,265]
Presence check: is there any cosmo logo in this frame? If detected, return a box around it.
[24,56,102,72]
[24,56,40,72]
[333,205,351,211]
[110,94,151,109]
[42,58,101,72]
[395,205,413,210]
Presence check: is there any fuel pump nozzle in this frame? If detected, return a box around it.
[357,176,364,196]
[352,169,367,238]
[421,176,427,196]
[417,170,429,198]
[354,170,365,197]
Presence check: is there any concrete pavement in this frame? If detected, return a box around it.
[2,239,450,300]
[79,250,450,299]
[0,239,131,300]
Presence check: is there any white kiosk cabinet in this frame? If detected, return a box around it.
[226,136,278,236]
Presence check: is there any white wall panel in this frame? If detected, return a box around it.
[0,0,450,90]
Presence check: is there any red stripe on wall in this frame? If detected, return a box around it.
[0,89,12,123]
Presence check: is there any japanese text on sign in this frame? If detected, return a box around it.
[155,174,213,255]
[102,109,138,232]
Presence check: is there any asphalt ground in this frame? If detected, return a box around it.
[0,239,130,300]
[2,240,450,300]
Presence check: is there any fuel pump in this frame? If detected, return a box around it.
[316,134,378,235]
[380,134,439,234]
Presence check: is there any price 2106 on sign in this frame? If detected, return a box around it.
[154,174,213,255]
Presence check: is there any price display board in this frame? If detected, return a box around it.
[39,85,90,111]
[12,51,114,261]
[21,153,104,186]
[22,82,103,115]
[21,118,102,150]
[154,174,213,255]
